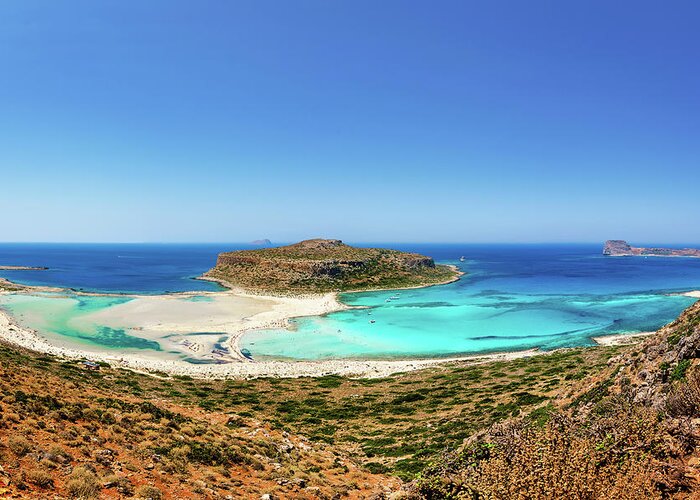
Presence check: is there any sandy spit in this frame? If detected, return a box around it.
[0,297,545,379]
[591,331,657,346]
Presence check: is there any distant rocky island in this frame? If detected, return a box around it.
[204,238,460,293]
[251,239,272,246]
[603,240,700,257]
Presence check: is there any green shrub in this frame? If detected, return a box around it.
[66,466,100,498]
[26,468,53,488]
[364,461,390,474]
[135,485,162,499]
[670,359,692,381]
[8,435,32,456]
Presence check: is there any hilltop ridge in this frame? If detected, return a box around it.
[204,239,460,294]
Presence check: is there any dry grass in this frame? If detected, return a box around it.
[135,484,162,499]
[412,403,670,499]
[66,466,100,498]
[0,344,398,498]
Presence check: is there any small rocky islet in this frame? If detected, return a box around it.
[604,239,700,257]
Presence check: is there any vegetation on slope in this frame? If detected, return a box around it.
[204,239,459,293]
[0,338,621,498]
[0,346,398,499]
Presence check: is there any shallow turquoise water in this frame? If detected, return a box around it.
[241,245,700,360]
[243,287,695,359]
[0,293,161,350]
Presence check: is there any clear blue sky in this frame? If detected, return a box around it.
[1,1,698,243]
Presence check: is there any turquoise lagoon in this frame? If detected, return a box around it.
[241,244,700,360]
[243,287,695,359]
[0,293,161,351]
[1,243,699,360]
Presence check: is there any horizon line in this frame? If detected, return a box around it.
[1,240,700,246]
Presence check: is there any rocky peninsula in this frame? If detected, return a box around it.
[203,238,461,294]
[603,240,700,258]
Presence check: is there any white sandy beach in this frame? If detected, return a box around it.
[0,297,543,378]
[81,290,346,361]
[591,331,656,346]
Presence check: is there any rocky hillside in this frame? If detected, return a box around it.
[0,336,621,499]
[204,239,459,293]
[0,344,398,499]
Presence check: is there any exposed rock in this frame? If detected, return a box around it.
[604,240,700,257]
[603,240,633,256]
[204,238,460,294]
[600,300,700,408]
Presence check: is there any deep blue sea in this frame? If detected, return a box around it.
[0,243,234,294]
[1,243,699,360]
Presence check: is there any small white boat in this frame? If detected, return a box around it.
[459,256,466,262]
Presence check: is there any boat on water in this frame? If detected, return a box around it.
[459,256,466,262]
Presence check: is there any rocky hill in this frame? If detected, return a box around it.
[204,239,460,293]
[604,240,700,257]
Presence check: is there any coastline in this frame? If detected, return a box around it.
[0,284,348,364]
[606,254,700,259]
[591,331,656,346]
[339,264,464,294]
[0,305,547,378]
[198,263,464,296]
[0,271,697,379]
[0,269,544,379]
